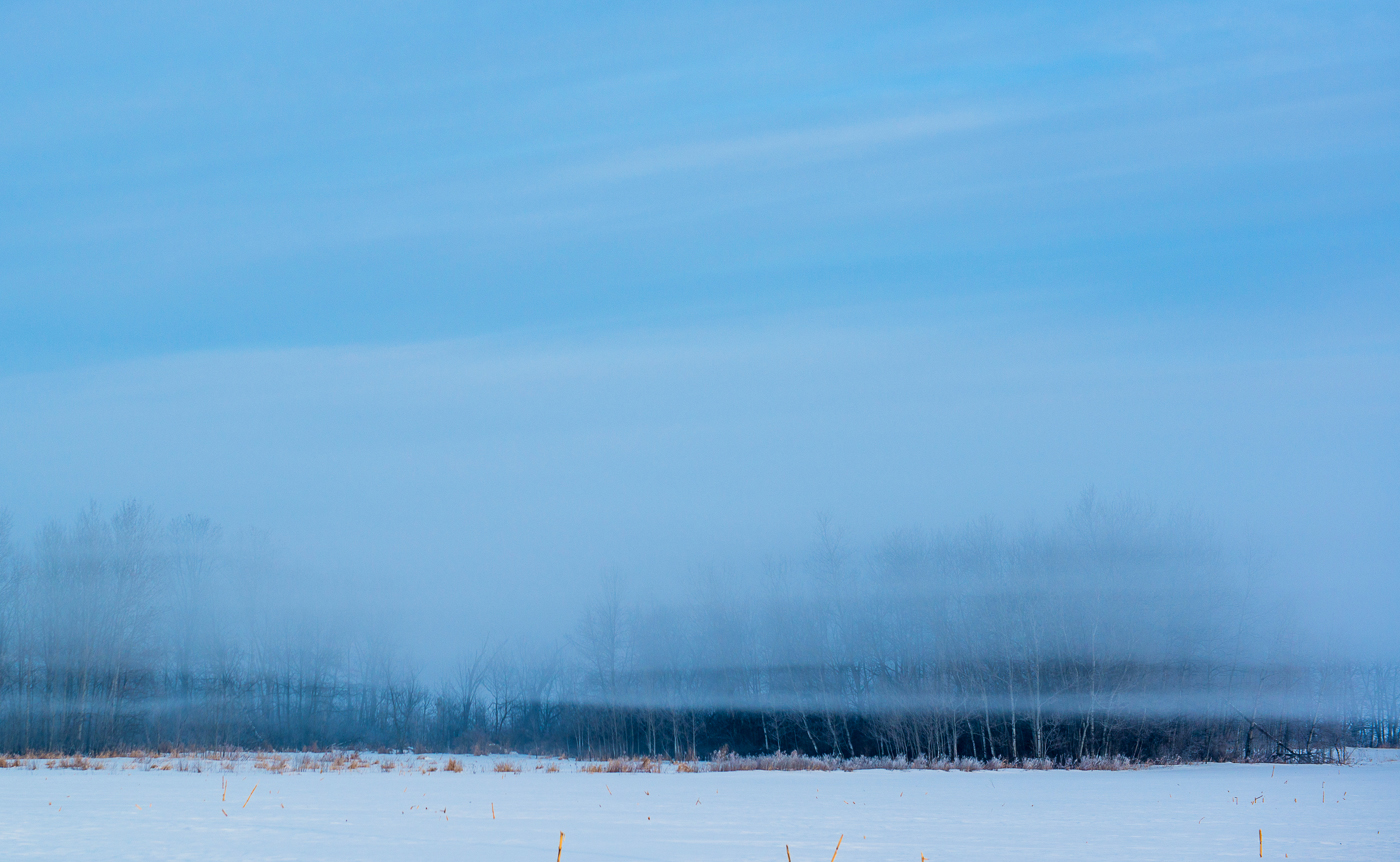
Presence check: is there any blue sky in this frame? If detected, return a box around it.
[4,2,1395,368]
[1,2,1397,650]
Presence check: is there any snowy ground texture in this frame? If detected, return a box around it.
[1,750,1396,860]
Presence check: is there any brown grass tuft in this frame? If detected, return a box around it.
[611,757,661,773]
[52,755,100,770]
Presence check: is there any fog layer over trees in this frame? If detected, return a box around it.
[0,497,1393,761]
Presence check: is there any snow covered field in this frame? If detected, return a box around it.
[1,751,1396,860]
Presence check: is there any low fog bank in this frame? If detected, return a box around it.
[0,495,1393,761]
[1,306,1395,657]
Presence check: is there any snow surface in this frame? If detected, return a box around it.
[1,751,1397,860]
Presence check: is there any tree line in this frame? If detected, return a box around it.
[0,498,1394,760]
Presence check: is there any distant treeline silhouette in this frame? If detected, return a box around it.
[0,498,1394,760]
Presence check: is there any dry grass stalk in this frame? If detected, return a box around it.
[583,757,661,773]
[48,755,100,770]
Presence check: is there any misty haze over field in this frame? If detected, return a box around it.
[2,307,1394,662]
[0,2,1396,757]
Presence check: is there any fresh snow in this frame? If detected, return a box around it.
[1,751,1397,860]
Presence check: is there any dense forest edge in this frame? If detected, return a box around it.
[0,497,1394,762]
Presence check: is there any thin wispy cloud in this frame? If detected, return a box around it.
[559,110,1005,183]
